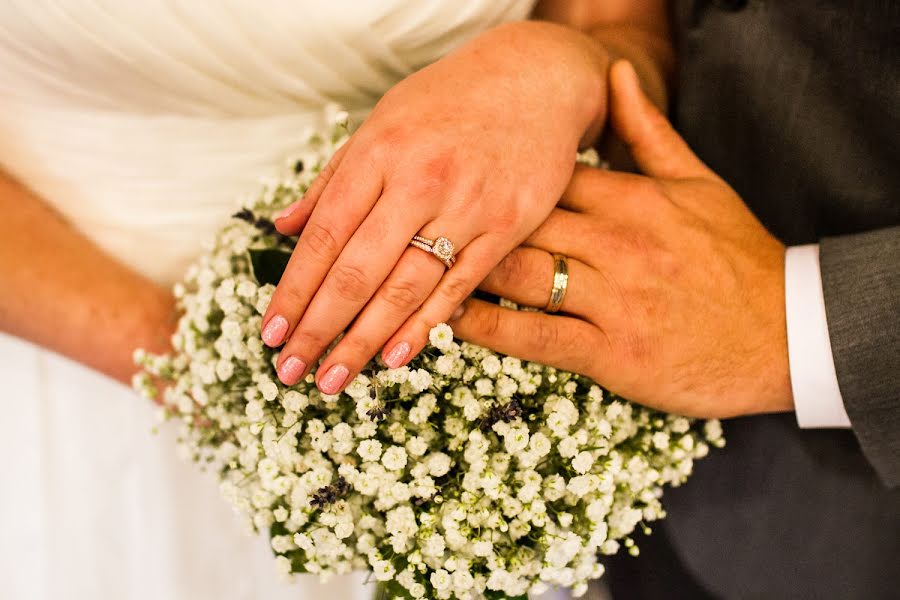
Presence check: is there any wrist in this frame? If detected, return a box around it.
[745,243,795,416]
[468,21,610,142]
[115,282,176,384]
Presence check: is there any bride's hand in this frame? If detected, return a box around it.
[452,62,791,419]
[262,22,611,392]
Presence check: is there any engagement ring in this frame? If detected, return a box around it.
[410,234,456,269]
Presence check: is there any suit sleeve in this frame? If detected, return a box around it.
[820,226,900,487]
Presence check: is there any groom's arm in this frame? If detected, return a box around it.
[817,226,900,485]
[534,0,673,109]
[533,0,673,166]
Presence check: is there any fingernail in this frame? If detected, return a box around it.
[278,356,307,386]
[384,341,411,369]
[319,364,349,395]
[450,304,466,321]
[276,199,302,220]
[261,315,288,347]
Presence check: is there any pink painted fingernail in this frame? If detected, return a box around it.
[319,364,349,395]
[384,341,411,369]
[278,356,307,386]
[276,199,302,220]
[261,315,289,347]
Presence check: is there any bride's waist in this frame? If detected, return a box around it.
[0,107,364,285]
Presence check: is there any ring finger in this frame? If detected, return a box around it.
[312,247,444,394]
[280,218,476,388]
[477,246,597,318]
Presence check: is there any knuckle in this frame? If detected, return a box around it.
[479,306,504,340]
[623,331,652,367]
[422,153,454,184]
[654,245,681,280]
[271,282,306,314]
[490,207,521,235]
[379,277,425,313]
[288,326,329,356]
[329,263,372,303]
[635,177,666,200]
[335,334,376,364]
[301,222,340,262]
[318,157,338,182]
[367,125,405,162]
[436,275,472,307]
[532,318,559,350]
[494,251,530,288]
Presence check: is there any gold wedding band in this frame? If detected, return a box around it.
[545,253,569,313]
[410,234,456,269]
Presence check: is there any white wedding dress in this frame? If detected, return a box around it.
[0,2,538,599]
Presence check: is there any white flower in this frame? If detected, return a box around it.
[429,323,454,352]
[372,560,396,582]
[282,390,308,412]
[503,425,530,454]
[215,359,234,382]
[427,452,452,477]
[274,555,293,581]
[345,374,371,399]
[474,378,494,396]
[422,534,446,558]
[406,436,428,457]
[472,540,493,558]
[257,377,279,402]
[572,451,594,475]
[245,400,264,421]
[334,521,354,539]
[480,355,502,376]
[408,369,433,392]
[382,446,408,471]
[558,436,579,458]
[431,568,452,591]
[220,318,243,341]
[357,439,382,462]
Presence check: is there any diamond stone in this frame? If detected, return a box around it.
[433,237,454,260]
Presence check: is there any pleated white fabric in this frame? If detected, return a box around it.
[0,2,538,599]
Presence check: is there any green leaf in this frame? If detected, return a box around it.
[374,581,415,600]
[249,248,292,286]
[484,592,528,600]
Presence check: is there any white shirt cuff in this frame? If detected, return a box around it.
[785,244,851,428]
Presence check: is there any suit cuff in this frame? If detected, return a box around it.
[785,244,851,428]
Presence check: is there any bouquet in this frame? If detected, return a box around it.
[134,110,724,599]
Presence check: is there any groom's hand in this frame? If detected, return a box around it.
[452,61,792,419]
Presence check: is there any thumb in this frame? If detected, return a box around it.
[609,60,712,180]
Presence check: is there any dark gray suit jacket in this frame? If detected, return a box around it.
[609,1,900,599]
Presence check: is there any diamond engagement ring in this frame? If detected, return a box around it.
[409,235,456,268]
[545,253,569,313]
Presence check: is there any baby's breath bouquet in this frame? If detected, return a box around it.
[134,110,724,600]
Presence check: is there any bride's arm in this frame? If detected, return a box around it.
[0,171,175,385]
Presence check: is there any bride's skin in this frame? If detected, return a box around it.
[0,0,669,390]
[265,0,673,394]
[0,173,175,385]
